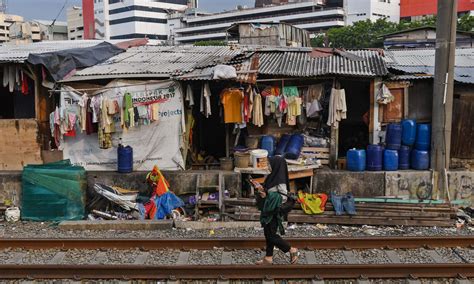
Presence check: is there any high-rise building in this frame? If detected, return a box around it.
[67,6,84,40]
[82,0,189,41]
[255,0,289,8]
[345,0,400,25]
[400,0,474,21]
[0,13,23,43]
[170,0,400,44]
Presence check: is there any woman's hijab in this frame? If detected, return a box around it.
[264,156,290,191]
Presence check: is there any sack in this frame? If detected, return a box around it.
[278,192,296,215]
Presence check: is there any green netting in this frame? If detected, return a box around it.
[21,160,86,221]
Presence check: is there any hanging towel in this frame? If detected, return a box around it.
[327,88,347,129]
[252,93,264,127]
[202,83,212,118]
[3,65,8,88]
[186,84,194,106]
[8,65,15,93]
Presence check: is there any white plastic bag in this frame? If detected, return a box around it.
[212,65,237,80]
[5,207,20,222]
[376,84,394,105]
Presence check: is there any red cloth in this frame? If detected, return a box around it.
[21,76,29,95]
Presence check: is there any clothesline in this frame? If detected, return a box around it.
[49,80,170,93]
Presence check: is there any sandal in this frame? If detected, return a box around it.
[290,249,300,264]
[255,258,273,265]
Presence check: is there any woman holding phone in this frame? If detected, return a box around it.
[253,156,299,265]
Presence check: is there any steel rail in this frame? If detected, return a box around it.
[0,236,472,250]
[0,264,473,279]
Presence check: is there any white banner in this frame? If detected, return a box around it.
[62,80,184,171]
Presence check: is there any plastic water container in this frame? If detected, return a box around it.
[383,149,398,171]
[284,134,304,160]
[275,134,291,156]
[251,149,268,169]
[386,123,402,150]
[118,145,133,173]
[347,149,366,172]
[366,144,383,171]
[401,119,417,146]
[398,145,410,170]
[411,149,430,170]
[261,135,276,157]
[415,124,431,151]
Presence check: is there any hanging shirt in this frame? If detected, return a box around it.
[202,83,212,118]
[186,85,195,106]
[252,93,264,127]
[220,88,244,124]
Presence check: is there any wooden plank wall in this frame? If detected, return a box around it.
[451,95,474,159]
[0,119,42,170]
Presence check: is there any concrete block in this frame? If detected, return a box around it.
[448,171,474,207]
[0,171,22,206]
[87,170,242,197]
[385,171,433,199]
[58,220,173,231]
[313,170,385,197]
[174,220,261,230]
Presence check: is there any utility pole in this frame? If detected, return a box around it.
[431,0,457,198]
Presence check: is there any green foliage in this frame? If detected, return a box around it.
[193,40,227,46]
[311,15,474,49]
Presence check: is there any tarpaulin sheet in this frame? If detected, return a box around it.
[21,160,86,221]
[26,42,124,82]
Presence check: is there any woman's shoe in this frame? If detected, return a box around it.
[290,249,300,264]
[255,258,273,265]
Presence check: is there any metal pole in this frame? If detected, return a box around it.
[431,0,457,198]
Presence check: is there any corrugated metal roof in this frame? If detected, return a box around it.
[385,48,474,84]
[0,40,114,63]
[257,49,387,77]
[67,45,246,81]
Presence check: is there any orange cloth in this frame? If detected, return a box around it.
[220,89,243,123]
[146,165,170,197]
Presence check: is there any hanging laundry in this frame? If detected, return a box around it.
[90,96,101,123]
[185,84,194,106]
[79,94,89,132]
[261,86,280,97]
[8,65,15,93]
[252,93,264,127]
[282,86,299,97]
[201,83,212,118]
[306,84,323,118]
[86,99,98,135]
[220,88,244,124]
[122,92,133,129]
[2,65,8,88]
[21,72,29,95]
[327,88,347,129]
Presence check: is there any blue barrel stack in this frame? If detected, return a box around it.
[415,124,431,151]
[261,135,276,157]
[118,145,133,173]
[383,149,399,171]
[401,119,416,146]
[386,123,402,150]
[275,134,291,156]
[366,144,383,171]
[347,149,366,172]
[284,134,304,160]
[398,145,410,170]
[411,149,430,170]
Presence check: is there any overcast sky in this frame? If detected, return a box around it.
[7,0,255,21]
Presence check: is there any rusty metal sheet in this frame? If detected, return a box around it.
[383,88,404,122]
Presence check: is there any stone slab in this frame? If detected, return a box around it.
[58,220,173,231]
[313,170,385,197]
[174,221,261,230]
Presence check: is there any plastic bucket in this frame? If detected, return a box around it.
[219,157,234,171]
[234,152,250,168]
[250,149,268,169]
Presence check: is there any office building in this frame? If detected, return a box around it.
[345,0,400,25]
[67,6,85,40]
[0,13,23,43]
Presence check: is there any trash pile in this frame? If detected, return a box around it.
[88,165,185,221]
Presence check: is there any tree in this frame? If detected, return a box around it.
[311,15,474,48]
[193,40,227,46]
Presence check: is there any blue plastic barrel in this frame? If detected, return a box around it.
[383,149,399,171]
[411,149,430,170]
[275,134,291,156]
[401,119,417,146]
[261,135,276,157]
[284,134,304,160]
[386,123,402,150]
[118,145,133,173]
[366,144,383,171]
[347,149,366,172]
[398,145,410,170]
[415,124,431,151]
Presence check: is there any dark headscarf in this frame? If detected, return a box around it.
[264,156,290,191]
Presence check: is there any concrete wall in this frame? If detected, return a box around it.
[313,169,386,197]
[0,171,22,206]
[86,170,242,197]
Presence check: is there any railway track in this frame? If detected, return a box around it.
[0,236,472,280]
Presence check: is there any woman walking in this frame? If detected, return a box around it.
[254,156,299,265]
